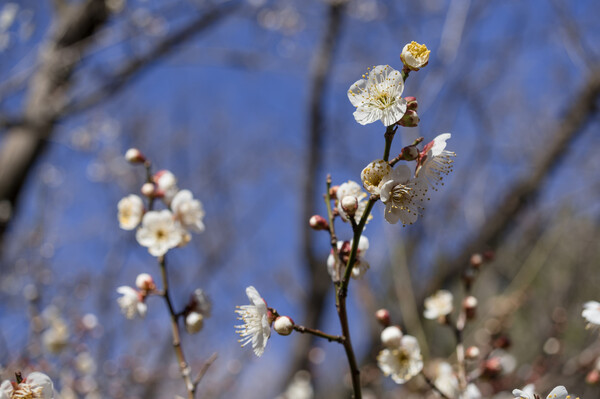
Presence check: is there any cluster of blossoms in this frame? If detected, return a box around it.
[0,372,54,399]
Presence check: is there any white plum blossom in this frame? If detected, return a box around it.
[326,236,370,280]
[424,290,454,320]
[117,194,144,230]
[116,286,147,319]
[512,384,536,399]
[513,385,571,399]
[279,370,313,399]
[400,41,430,71]
[348,65,407,126]
[361,159,391,195]
[235,286,272,357]
[377,334,423,384]
[154,170,179,204]
[135,210,182,257]
[583,301,600,328]
[380,326,403,348]
[171,189,205,233]
[336,180,371,224]
[0,372,54,399]
[379,165,428,225]
[416,133,456,189]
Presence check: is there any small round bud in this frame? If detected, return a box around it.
[309,215,329,231]
[375,309,391,327]
[399,145,420,161]
[397,109,420,127]
[125,148,146,163]
[340,196,358,217]
[465,346,480,360]
[135,273,155,292]
[273,316,294,336]
[587,369,600,385]
[141,182,156,197]
[380,326,403,348]
[185,311,204,334]
[405,96,418,111]
[463,296,478,320]
[470,253,483,268]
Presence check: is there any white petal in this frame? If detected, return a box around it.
[26,372,54,399]
[380,98,407,126]
[0,381,12,399]
[354,107,382,125]
[546,386,568,399]
[348,79,369,107]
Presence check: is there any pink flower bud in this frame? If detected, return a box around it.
[470,253,483,268]
[375,309,391,327]
[141,182,156,197]
[309,215,329,231]
[135,273,155,292]
[463,296,478,319]
[465,346,480,360]
[340,196,358,217]
[125,148,146,163]
[273,316,294,336]
[587,369,600,385]
[380,326,403,348]
[405,96,418,111]
[397,109,420,127]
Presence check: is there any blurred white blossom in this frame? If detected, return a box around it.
[117,194,144,230]
[116,286,147,319]
[135,210,182,257]
[583,301,600,328]
[0,372,54,399]
[171,189,205,233]
[377,334,423,384]
[424,290,454,320]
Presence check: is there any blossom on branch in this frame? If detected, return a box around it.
[336,180,372,225]
[135,210,182,257]
[377,334,423,384]
[235,286,272,357]
[400,41,430,71]
[379,165,428,225]
[416,133,456,189]
[423,290,454,320]
[116,286,147,319]
[117,194,144,230]
[348,65,407,126]
[171,189,205,234]
[583,301,600,329]
[361,159,391,195]
[0,372,54,399]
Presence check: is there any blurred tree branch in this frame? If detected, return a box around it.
[425,69,600,299]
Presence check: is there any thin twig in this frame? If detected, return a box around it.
[193,352,218,387]
[293,324,344,343]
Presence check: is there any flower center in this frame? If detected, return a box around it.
[407,41,430,59]
[12,384,43,399]
[156,229,166,240]
[373,91,395,110]
[390,184,412,207]
[392,348,410,365]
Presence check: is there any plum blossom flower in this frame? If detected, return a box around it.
[171,189,205,233]
[135,210,182,257]
[416,133,456,189]
[336,181,371,224]
[433,362,481,399]
[400,41,430,71]
[153,170,179,204]
[326,236,370,280]
[512,385,572,399]
[511,384,536,399]
[361,159,391,195]
[377,334,423,384]
[0,372,54,399]
[235,286,272,357]
[348,65,407,126]
[117,194,144,230]
[424,290,454,320]
[583,301,600,329]
[379,165,428,225]
[116,286,147,319]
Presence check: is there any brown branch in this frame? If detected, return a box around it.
[425,69,600,298]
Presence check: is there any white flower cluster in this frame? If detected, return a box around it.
[358,134,455,225]
[0,372,54,399]
[376,326,423,384]
[117,168,205,257]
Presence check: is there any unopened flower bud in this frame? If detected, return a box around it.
[185,311,204,334]
[400,41,430,71]
[463,296,478,319]
[309,215,329,231]
[125,148,146,163]
[329,185,339,198]
[482,357,502,377]
[397,109,420,127]
[380,326,403,348]
[587,369,600,385]
[375,309,391,327]
[492,335,511,349]
[465,346,480,360]
[273,316,294,336]
[135,273,155,292]
[399,145,420,161]
[405,96,418,111]
[470,253,483,268]
[141,182,156,197]
[340,196,358,217]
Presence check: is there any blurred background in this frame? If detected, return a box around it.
[0,0,599,398]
